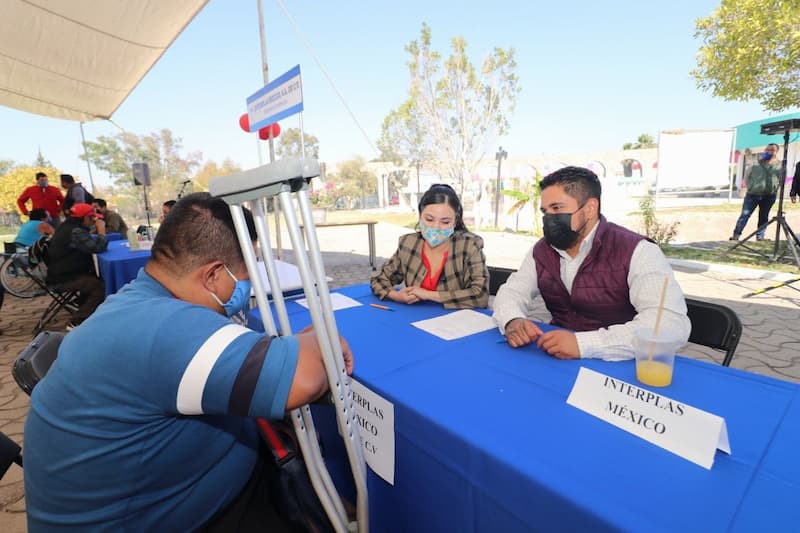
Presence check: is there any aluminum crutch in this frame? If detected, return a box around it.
[210,158,368,533]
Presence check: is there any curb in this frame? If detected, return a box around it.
[667,258,799,282]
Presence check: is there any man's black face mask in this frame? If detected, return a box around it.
[542,203,587,250]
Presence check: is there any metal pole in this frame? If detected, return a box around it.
[494,147,507,228]
[728,129,737,203]
[79,122,96,193]
[257,0,282,258]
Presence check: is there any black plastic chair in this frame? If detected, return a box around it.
[488,266,516,296]
[0,431,22,480]
[5,252,80,334]
[685,298,743,367]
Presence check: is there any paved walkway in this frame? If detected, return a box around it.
[2,220,799,528]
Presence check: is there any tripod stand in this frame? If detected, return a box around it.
[724,127,800,297]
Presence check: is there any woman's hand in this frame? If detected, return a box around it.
[406,286,440,303]
[389,286,420,304]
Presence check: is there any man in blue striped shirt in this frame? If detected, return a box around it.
[24,192,352,531]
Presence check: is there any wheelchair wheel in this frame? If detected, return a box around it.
[1,256,44,298]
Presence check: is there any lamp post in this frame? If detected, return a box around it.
[494,147,507,228]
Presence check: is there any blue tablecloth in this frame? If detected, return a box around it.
[105,232,123,241]
[96,240,150,296]
[248,284,800,532]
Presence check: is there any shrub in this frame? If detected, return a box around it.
[639,195,679,245]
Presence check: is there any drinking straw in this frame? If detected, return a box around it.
[648,275,670,361]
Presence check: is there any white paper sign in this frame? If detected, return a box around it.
[296,293,362,311]
[566,367,730,469]
[349,379,395,484]
[411,309,496,340]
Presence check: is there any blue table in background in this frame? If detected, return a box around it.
[248,283,800,532]
[96,240,150,296]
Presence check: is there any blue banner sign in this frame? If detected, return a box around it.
[246,64,304,131]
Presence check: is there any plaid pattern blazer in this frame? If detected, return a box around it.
[370,231,489,309]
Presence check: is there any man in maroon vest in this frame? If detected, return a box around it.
[492,166,690,360]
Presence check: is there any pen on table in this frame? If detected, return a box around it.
[496,337,508,344]
[370,303,394,311]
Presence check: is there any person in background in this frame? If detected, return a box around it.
[492,166,690,361]
[371,183,489,308]
[91,198,128,235]
[24,192,352,530]
[730,143,781,241]
[159,199,177,223]
[45,203,108,330]
[789,160,800,204]
[17,171,64,227]
[60,174,93,217]
[13,208,54,247]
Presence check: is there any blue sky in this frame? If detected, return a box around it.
[1,0,789,187]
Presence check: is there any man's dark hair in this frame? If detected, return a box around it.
[151,192,257,274]
[60,174,75,185]
[93,198,107,208]
[163,200,177,209]
[35,172,47,180]
[418,183,467,231]
[29,208,48,221]
[540,166,602,212]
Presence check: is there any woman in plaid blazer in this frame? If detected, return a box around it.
[370,184,489,309]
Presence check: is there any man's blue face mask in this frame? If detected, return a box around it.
[209,264,252,317]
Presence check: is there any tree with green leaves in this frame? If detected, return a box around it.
[503,171,543,234]
[0,160,14,176]
[622,134,657,150]
[276,128,320,159]
[328,158,377,209]
[193,159,243,192]
[80,129,202,218]
[692,0,800,111]
[33,149,51,167]
[380,23,520,194]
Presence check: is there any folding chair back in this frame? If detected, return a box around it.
[685,298,743,367]
[488,266,516,296]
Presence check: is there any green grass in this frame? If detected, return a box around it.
[663,242,800,274]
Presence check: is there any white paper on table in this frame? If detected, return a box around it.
[295,292,362,311]
[411,309,496,340]
[251,261,331,296]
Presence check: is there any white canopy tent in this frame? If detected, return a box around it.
[0,0,208,121]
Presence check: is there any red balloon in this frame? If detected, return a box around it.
[258,123,281,140]
[239,113,251,132]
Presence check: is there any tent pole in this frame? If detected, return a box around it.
[79,122,96,193]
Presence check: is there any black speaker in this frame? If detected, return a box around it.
[132,163,151,186]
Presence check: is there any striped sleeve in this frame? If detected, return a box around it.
[164,316,299,420]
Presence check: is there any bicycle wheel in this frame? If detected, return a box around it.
[1,256,43,298]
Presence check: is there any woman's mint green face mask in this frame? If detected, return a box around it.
[420,222,454,247]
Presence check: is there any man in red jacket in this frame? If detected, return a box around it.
[17,171,64,226]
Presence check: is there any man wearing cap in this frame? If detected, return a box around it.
[17,171,64,226]
[45,203,108,329]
